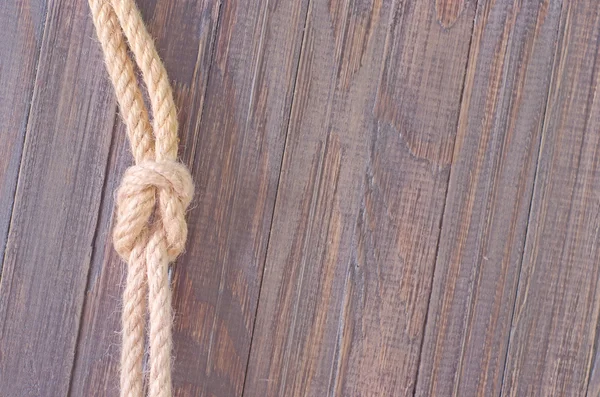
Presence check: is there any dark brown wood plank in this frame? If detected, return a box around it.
[68,0,221,395]
[0,1,119,395]
[172,0,309,394]
[244,0,476,395]
[415,1,563,396]
[501,1,600,395]
[70,0,309,395]
[0,1,47,259]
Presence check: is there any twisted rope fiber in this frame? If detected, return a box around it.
[88,0,193,396]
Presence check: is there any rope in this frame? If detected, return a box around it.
[88,1,194,396]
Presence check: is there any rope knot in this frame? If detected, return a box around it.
[113,160,194,262]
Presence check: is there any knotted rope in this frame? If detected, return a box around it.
[88,0,193,396]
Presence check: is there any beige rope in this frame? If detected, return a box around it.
[88,1,193,396]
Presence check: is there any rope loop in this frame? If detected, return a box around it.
[88,0,193,395]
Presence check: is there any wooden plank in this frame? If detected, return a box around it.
[70,0,309,395]
[171,0,309,394]
[67,0,222,395]
[244,0,476,395]
[501,1,600,395]
[0,1,47,259]
[415,1,563,396]
[0,1,119,395]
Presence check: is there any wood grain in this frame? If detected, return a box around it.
[0,1,47,261]
[0,1,118,395]
[501,1,600,395]
[170,0,309,394]
[174,0,307,396]
[243,0,476,395]
[415,1,563,396]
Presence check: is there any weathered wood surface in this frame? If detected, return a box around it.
[244,0,476,395]
[416,1,563,396]
[0,0,117,394]
[502,1,600,395]
[0,1,47,262]
[2,0,600,396]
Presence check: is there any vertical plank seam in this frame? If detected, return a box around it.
[66,109,120,397]
[570,6,600,396]
[185,0,224,169]
[580,7,600,394]
[0,1,51,280]
[277,105,328,396]
[410,0,481,394]
[275,0,358,391]
[325,0,405,394]
[192,3,249,389]
[202,0,275,388]
[240,0,313,393]
[451,3,520,394]
[326,228,356,397]
[548,27,600,396]
[497,1,569,395]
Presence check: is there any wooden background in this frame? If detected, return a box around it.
[2,0,600,395]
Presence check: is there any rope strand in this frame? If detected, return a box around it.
[88,1,193,396]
